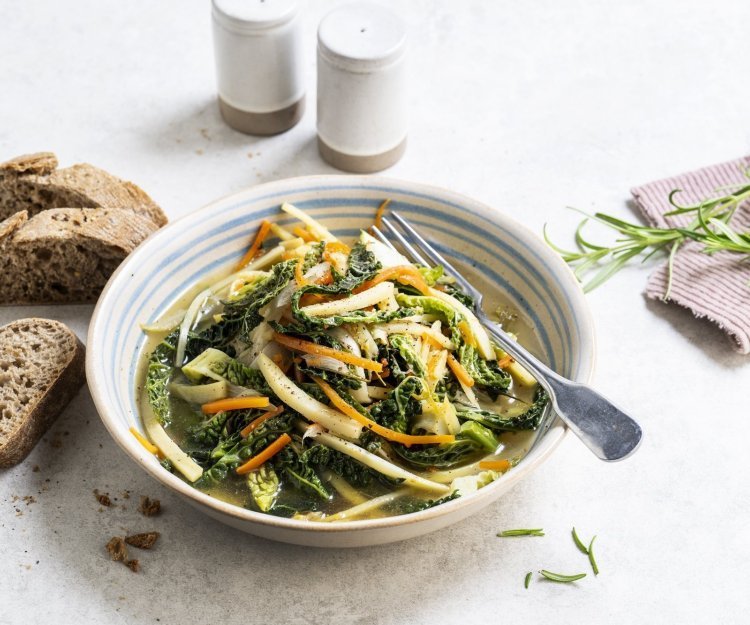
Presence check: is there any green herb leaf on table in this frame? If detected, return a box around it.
[572,526,590,554]
[588,535,599,576]
[524,572,532,589]
[497,528,545,537]
[539,570,587,583]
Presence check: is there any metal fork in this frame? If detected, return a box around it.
[374,212,643,462]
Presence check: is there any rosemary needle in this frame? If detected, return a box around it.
[588,535,599,576]
[524,572,532,589]
[497,528,545,537]
[539,570,587,583]
[572,527,589,554]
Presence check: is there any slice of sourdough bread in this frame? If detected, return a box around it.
[0,152,167,227]
[0,318,85,468]
[0,208,158,304]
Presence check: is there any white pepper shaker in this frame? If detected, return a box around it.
[317,3,408,173]
[212,0,305,135]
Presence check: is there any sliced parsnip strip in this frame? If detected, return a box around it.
[300,281,395,317]
[244,245,286,270]
[257,354,363,441]
[322,490,407,522]
[428,287,495,360]
[314,431,450,495]
[140,409,203,482]
[269,223,294,240]
[281,202,337,242]
[375,320,454,350]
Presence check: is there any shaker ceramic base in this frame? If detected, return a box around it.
[317,136,407,173]
[218,96,305,136]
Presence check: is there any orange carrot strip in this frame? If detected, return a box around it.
[294,259,307,286]
[322,241,351,264]
[457,320,477,348]
[130,427,159,455]
[201,396,270,414]
[240,406,285,438]
[235,433,292,475]
[273,332,383,372]
[236,220,272,269]
[354,265,430,295]
[478,459,511,472]
[446,353,474,387]
[496,355,514,369]
[313,377,455,447]
[373,199,391,230]
[292,226,315,242]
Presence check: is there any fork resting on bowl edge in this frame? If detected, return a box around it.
[373,212,643,462]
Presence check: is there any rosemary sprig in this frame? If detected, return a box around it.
[544,171,750,297]
[497,528,545,537]
[539,570,587,583]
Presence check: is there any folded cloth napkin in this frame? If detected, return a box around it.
[631,156,750,354]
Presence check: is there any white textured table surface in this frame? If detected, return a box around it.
[2,1,749,624]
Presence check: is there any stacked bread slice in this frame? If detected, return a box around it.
[0,152,167,304]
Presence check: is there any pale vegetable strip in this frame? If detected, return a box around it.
[272,332,383,372]
[235,433,292,475]
[300,281,395,317]
[174,287,212,366]
[314,431,449,495]
[323,490,406,522]
[376,321,454,350]
[201,396,270,414]
[322,470,368,506]
[429,287,495,360]
[313,377,456,447]
[244,245,285,271]
[281,202,337,242]
[257,354,363,440]
[141,403,203,482]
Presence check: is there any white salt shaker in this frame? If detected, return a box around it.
[317,3,408,172]
[212,0,305,135]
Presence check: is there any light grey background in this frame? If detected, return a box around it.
[1,1,749,624]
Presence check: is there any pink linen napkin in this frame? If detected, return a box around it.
[630,156,750,354]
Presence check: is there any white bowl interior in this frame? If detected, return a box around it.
[87,176,595,547]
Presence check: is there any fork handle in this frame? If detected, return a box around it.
[482,322,643,461]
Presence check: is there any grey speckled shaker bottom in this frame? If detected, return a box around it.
[218,96,305,136]
[317,135,407,173]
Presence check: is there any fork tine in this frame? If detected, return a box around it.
[389,212,479,297]
[370,225,398,251]
[380,217,431,267]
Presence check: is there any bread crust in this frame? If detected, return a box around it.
[0,152,167,227]
[0,319,86,468]
[0,208,159,304]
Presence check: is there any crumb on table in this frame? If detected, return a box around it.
[138,496,160,517]
[125,532,160,550]
[106,537,127,562]
[125,559,140,573]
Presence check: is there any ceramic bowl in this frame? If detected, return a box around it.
[86,176,595,547]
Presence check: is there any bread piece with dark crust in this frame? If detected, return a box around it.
[0,318,85,467]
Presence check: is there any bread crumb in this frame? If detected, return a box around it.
[94,490,111,507]
[32,465,40,472]
[125,559,140,573]
[23,495,36,505]
[106,537,127,562]
[195,149,204,156]
[138,496,161,517]
[125,532,160,550]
